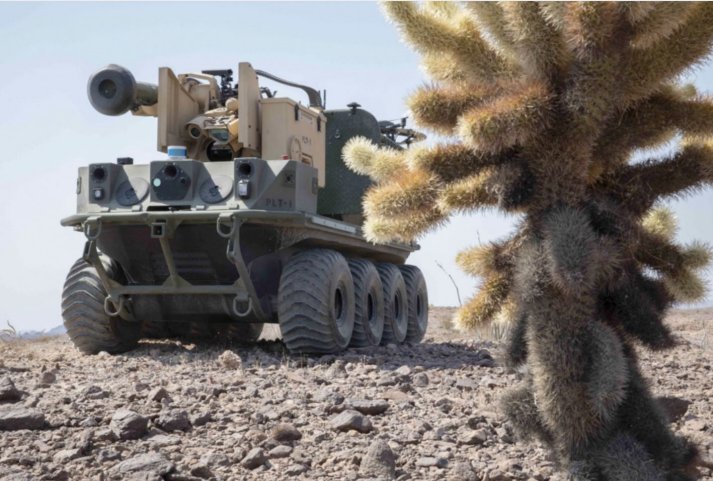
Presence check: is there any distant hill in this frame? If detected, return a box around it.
[18,325,67,340]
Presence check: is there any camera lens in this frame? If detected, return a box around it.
[92,167,106,182]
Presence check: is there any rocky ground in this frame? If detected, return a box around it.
[0,307,711,481]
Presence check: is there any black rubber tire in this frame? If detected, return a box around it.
[278,249,355,354]
[399,265,429,343]
[61,257,140,354]
[348,259,384,347]
[376,263,408,345]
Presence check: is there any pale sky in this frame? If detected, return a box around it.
[1,2,711,332]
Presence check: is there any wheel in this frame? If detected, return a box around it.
[376,263,408,345]
[399,265,429,343]
[348,259,384,347]
[278,249,355,354]
[61,256,140,354]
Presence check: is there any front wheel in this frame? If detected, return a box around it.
[278,249,355,354]
[61,257,140,354]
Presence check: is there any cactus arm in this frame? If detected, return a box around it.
[623,2,713,102]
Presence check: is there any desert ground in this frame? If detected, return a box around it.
[0,307,711,481]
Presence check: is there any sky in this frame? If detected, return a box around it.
[0,2,712,332]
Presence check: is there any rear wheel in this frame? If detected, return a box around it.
[399,265,428,343]
[376,263,408,345]
[348,259,384,347]
[278,249,355,354]
[61,256,140,354]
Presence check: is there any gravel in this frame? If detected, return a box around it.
[0,307,711,480]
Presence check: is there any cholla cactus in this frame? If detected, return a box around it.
[344,2,713,479]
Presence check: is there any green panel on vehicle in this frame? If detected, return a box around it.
[317,108,379,217]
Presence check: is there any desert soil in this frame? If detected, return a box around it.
[0,307,711,481]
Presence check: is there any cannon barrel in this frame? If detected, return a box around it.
[87,64,158,116]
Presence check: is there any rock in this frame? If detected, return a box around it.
[0,377,22,403]
[382,389,411,403]
[167,475,203,481]
[111,452,174,476]
[94,427,118,443]
[0,406,45,430]
[218,350,242,369]
[413,373,429,387]
[134,382,149,392]
[455,378,478,391]
[199,452,229,467]
[485,468,510,481]
[395,365,412,377]
[268,445,293,459]
[191,410,212,427]
[109,409,148,440]
[460,429,488,446]
[52,448,82,464]
[147,387,170,404]
[416,456,448,468]
[359,440,396,479]
[271,423,302,442]
[376,375,397,387]
[348,399,390,416]
[330,410,373,433]
[78,416,98,428]
[0,472,34,481]
[451,462,477,481]
[685,417,708,432]
[479,377,497,389]
[241,448,266,470]
[96,448,121,462]
[148,434,181,447]
[76,429,93,454]
[326,360,347,379]
[157,409,191,432]
[495,426,513,444]
[475,357,495,368]
[435,398,454,413]
[658,396,691,423]
[81,385,108,400]
[284,464,308,476]
[190,464,213,479]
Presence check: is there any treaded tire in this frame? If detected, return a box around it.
[376,263,408,345]
[348,259,384,347]
[61,257,140,354]
[278,249,355,354]
[399,265,428,343]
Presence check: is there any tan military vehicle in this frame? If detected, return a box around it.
[61,62,428,355]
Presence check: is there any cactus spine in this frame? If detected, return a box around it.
[344,2,713,479]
